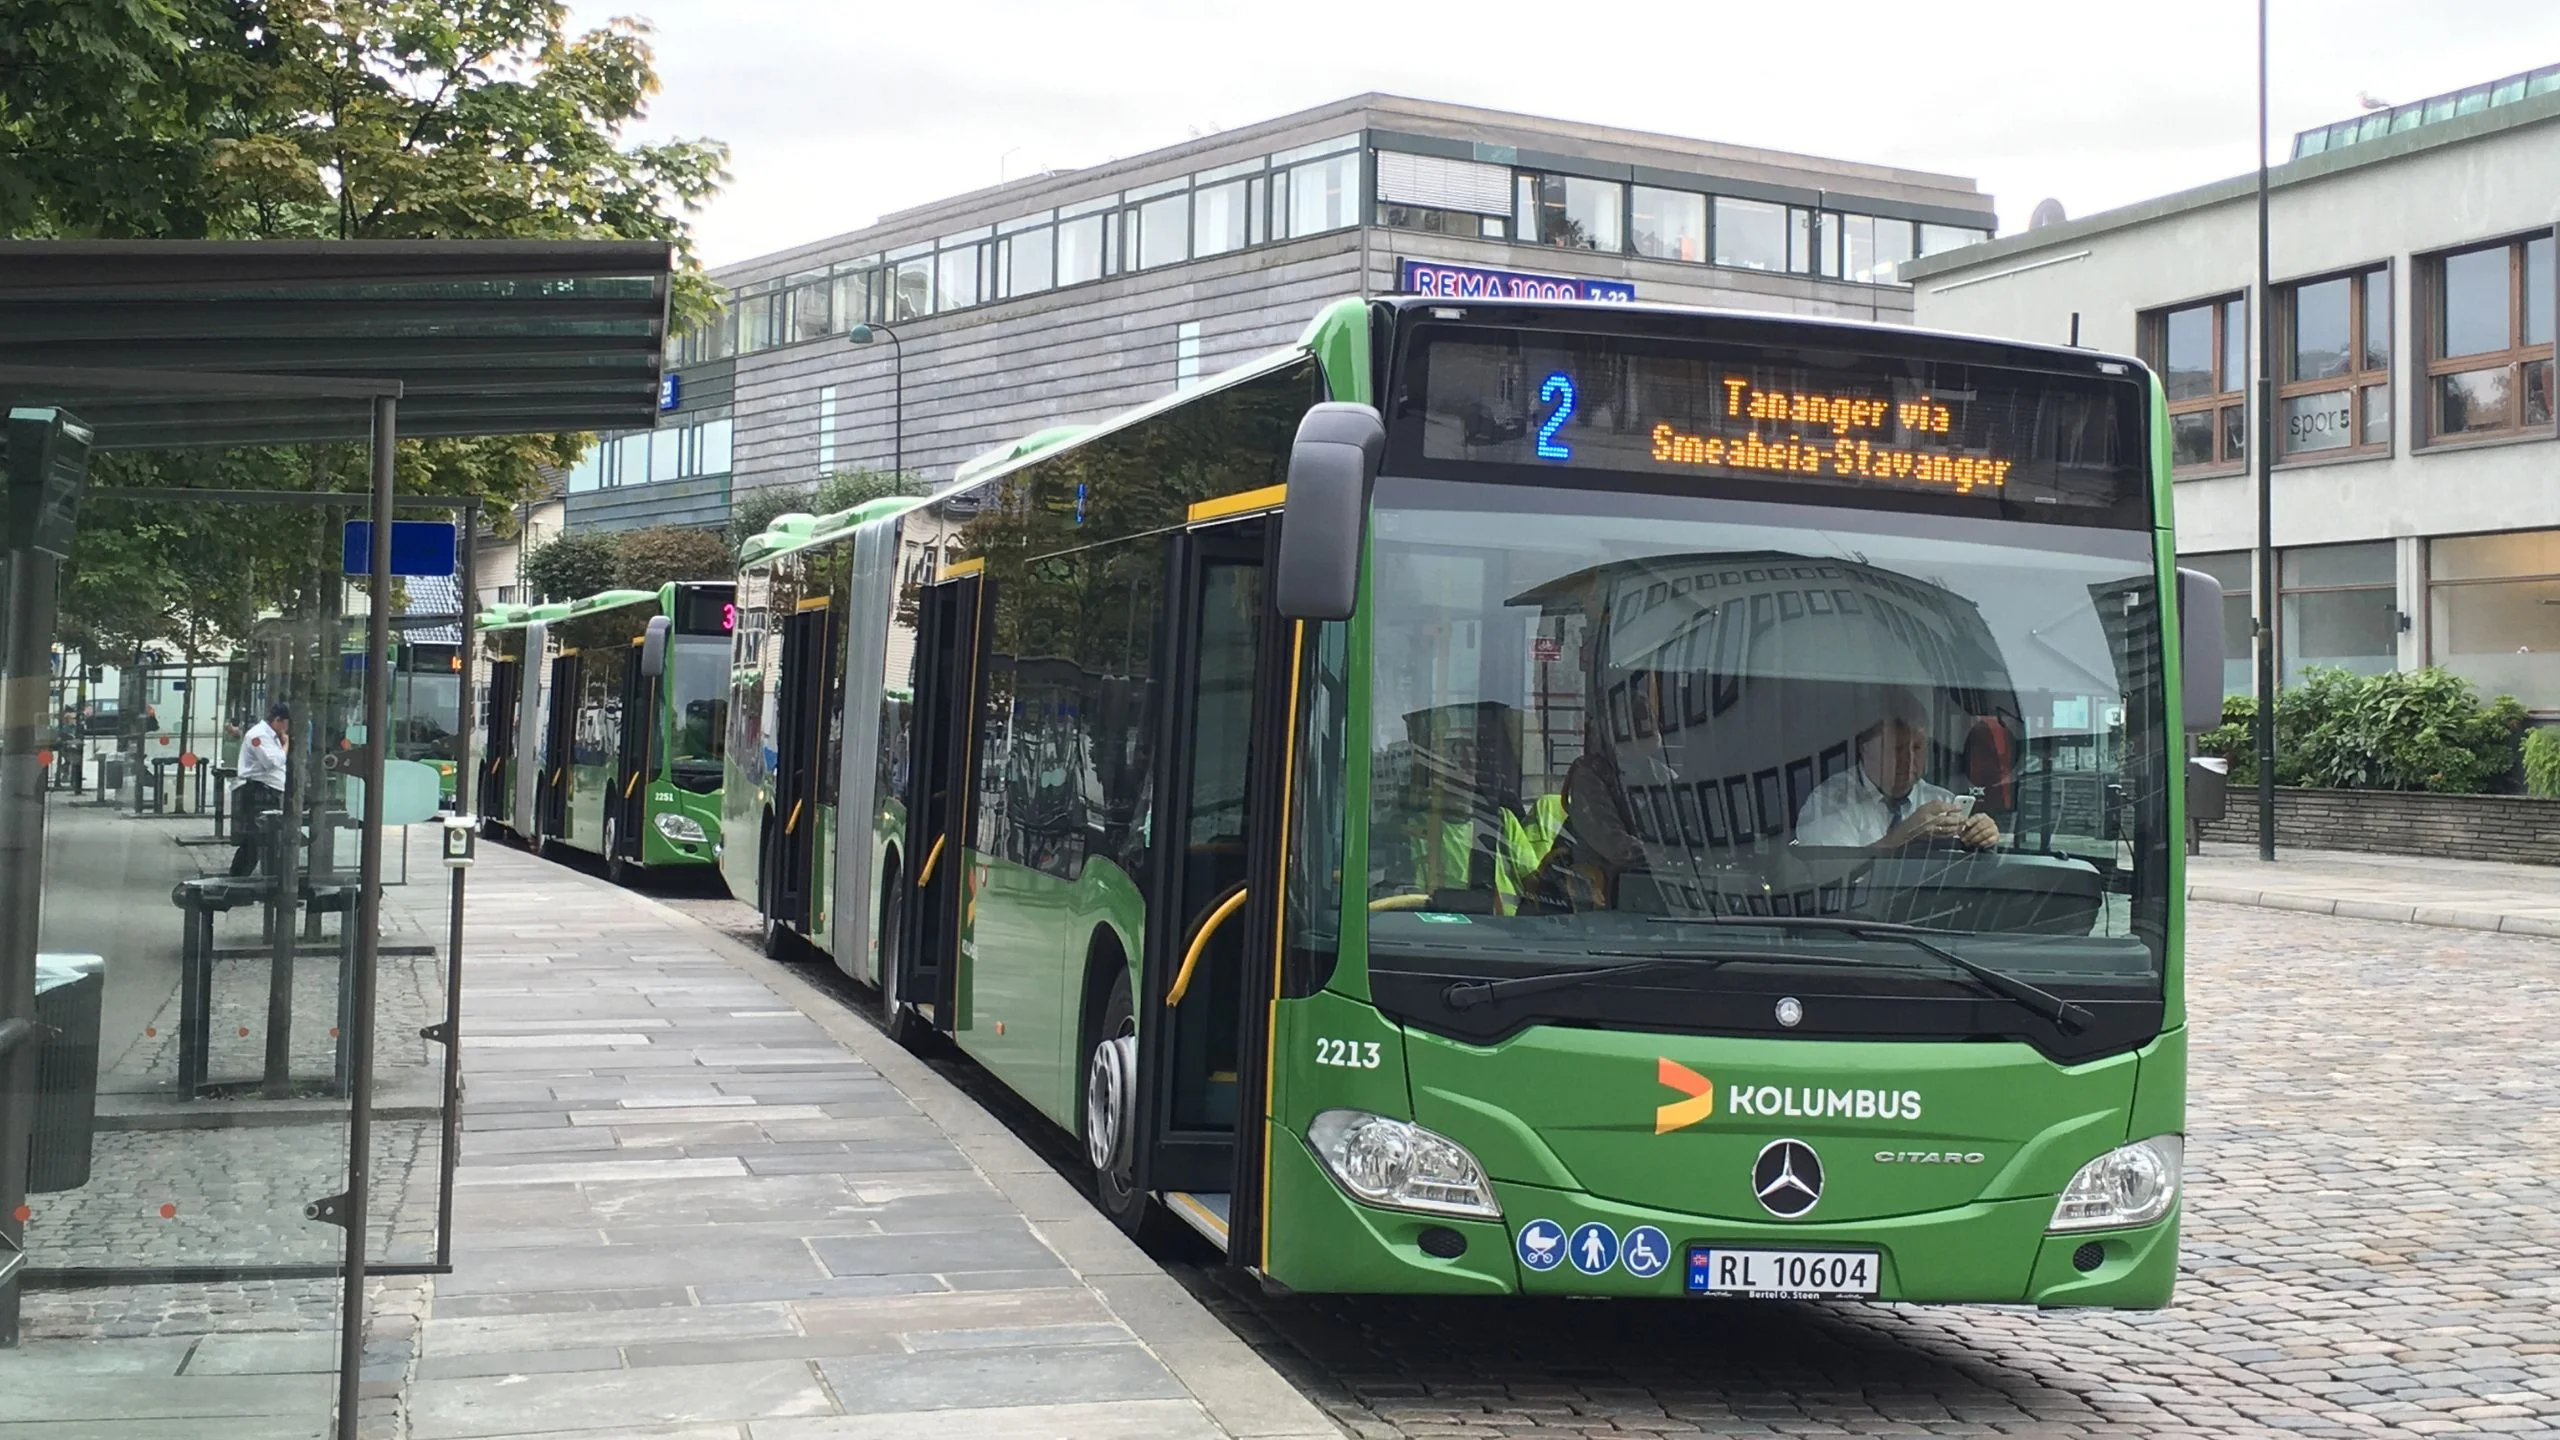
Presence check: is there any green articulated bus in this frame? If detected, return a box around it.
[724,296,2224,1306]
[473,601,564,842]
[485,580,735,881]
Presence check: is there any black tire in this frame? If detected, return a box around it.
[1082,968,1169,1244]
[758,834,797,960]
[603,815,632,888]
[878,874,930,1048]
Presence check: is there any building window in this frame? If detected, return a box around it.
[1194,179,1249,258]
[831,265,878,329]
[1833,213,1915,284]
[817,386,837,475]
[1057,212,1106,286]
[2280,542,2397,684]
[2184,552,2260,697]
[1280,151,1358,238]
[1174,321,1201,390]
[736,287,780,353]
[936,243,981,311]
[890,250,932,320]
[2280,266,2391,459]
[1713,197,1787,272]
[1631,187,1705,262]
[1001,226,1053,297]
[1380,204,1500,238]
[785,272,832,342]
[1516,173,1622,253]
[2424,233,2555,443]
[2429,530,2560,709]
[2143,295,2250,473]
[1136,191,1190,270]
[1918,223,1993,257]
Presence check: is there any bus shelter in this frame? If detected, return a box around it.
[0,240,673,1440]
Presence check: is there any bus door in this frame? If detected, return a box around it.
[608,635,653,868]
[537,652,576,842]
[767,600,834,933]
[895,573,983,1030]
[481,656,519,825]
[1134,515,1291,1251]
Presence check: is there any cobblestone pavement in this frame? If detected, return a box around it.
[671,892,2560,1439]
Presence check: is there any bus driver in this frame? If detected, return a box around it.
[1794,689,2000,852]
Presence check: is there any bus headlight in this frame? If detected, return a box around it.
[2048,1134,2182,1232]
[1306,1110,1501,1221]
[654,812,707,844]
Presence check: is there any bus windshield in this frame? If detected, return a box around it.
[1363,475,2170,1039]
[669,634,729,775]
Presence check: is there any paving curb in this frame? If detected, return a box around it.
[614,881,1348,1440]
[2187,882,2560,938]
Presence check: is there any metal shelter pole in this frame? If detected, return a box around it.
[2253,0,2279,860]
[435,506,474,1269]
[336,393,395,1440]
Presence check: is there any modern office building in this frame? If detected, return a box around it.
[565,93,1997,533]
[1908,64,2560,713]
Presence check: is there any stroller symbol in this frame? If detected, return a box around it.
[1516,1219,1566,1271]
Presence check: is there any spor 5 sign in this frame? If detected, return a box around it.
[1399,259,1635,304]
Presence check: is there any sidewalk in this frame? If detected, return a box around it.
[2187,841,2560,938]
[390,843,1339,1440]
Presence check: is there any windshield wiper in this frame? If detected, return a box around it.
[1650,915,2094,1033]
[1441,947,1860,1011]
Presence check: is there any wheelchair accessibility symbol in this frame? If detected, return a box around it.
[1621,1225,1671,1279]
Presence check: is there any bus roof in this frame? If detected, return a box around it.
[952,424,1091,486]
[563,587,660,618]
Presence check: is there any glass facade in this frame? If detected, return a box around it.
[670,131,1993,361]
[2430,530,2560,709]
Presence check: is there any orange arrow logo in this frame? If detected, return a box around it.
[1655,1057,1714,1134]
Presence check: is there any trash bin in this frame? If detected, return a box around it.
[98,752,125,795]
[28,953,105,1193]
[2187,755,2230,825]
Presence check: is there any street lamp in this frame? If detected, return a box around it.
[2253,0,2277,860]
[846,322,903,478]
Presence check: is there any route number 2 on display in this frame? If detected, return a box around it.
[1316,1038,1382,1069]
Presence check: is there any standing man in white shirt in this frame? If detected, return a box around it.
[1793,689,2000,852]
[230,702,292,878]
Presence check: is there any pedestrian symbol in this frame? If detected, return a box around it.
[1516,1218,1566,1272]
[1567,1221,1619,1275]
[1621,1225,1671,1279]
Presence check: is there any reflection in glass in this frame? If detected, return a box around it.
[1285,154,1358,238]
[1631,186,1705,262]
[2170,411,2215,468]
[2362,383,2392,446]
[2528,359,2554,428]
[1713,197,1786,272]
[1137,193,1189,270]
[1194,180,1249,258]
[1362,480,2167,1011]
[1518,173,1622,252]
[2439,246,2509,357]
[2435,367,2510,435]
[1005,227,1053,297]
[2221,402,2247,465]
[2363,269,2391,369]
[2291,277,2351,380]
[892,258,932,320]
[2530,238,2555,346]
[2221,298,2248,389]
[937,246,979,310]
[2163,305,2213,400]
[2280,587,2397,681]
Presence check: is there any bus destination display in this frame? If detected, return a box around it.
[672,584,737,636]
[1415,334,2145,512]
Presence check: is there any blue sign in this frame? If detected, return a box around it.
[1568,1221,1619,1275]
[1399,259,1635,304]
[1515,1218,1566,1272]
[659,373,682,411]
[342,521,458,578]
[1621,1225,1671,1279]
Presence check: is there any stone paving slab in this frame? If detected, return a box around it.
[379,842,1342,1440]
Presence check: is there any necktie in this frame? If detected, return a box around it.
[1886,794,1909,834]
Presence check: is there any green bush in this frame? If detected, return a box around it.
[2526,728,2560,799]
[2196,668,2525,794]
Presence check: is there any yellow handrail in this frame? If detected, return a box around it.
[785,798,803,835]
[1166,887,1249,1008]
[916,833,947,887]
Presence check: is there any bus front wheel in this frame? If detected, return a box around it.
[879,878,929,1049]
[603,815,633,887]
[758,837,796,960]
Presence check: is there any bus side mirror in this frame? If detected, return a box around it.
[1274,403,1385,622]
[2174,567,2224,733]
[639,615,671,681]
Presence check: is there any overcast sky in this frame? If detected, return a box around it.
[566,0,2560,270]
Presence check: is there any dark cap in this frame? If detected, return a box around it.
[268,702,293,721]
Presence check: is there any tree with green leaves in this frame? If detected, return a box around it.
[612,524,731,591]
[520,530,619,603]
[12,0,728,667]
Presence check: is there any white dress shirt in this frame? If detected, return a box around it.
[237,720,289,789]
[1792,767,1958,848]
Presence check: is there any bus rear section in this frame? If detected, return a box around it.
[864,297,2217,1309]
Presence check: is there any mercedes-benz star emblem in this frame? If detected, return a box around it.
[1752,1139,1824,1219]
[1774,996,1804,1028]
